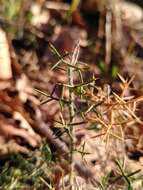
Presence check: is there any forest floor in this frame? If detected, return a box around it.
[0,0,143,189]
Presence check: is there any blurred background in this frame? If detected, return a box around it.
[0,0,143,189]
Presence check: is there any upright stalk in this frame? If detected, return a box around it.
[68,42,80,189]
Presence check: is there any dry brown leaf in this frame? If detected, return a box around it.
[0,139,29,155]
[0,123,41,147]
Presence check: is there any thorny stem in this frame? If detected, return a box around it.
[68,41,80,189]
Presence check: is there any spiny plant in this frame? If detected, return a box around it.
[99,157,142,190]
[36,42,143,189]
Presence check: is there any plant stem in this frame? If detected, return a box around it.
[68,41,80,189]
